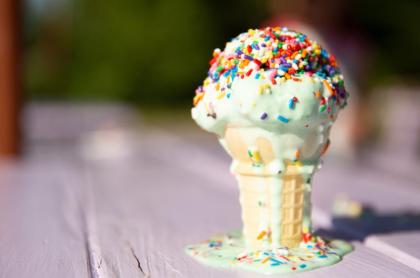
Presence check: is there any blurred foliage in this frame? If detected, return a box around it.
[352,0,420,84]
[24,0,420,104]
[24,0,266,104]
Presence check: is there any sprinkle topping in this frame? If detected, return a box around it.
[194,27,348,108]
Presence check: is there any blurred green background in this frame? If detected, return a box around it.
[24,0,420,106]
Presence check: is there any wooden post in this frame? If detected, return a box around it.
[0,0,21,156]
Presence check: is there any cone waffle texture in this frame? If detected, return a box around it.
[224,126,305,250]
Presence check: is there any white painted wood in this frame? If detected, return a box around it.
[365,232,420,272]
[0,158,90,278]
[1,104,420,277]
[294,242,420,278]
[79,132,420,277]
[311,158,420,240]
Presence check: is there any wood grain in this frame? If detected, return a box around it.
[76,132,420,277]
[1,105,420,277]
[365,232,420,272]
[0,158,89,278]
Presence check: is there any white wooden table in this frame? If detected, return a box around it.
[0,104,420,277]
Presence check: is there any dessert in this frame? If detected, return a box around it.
[187,27,352,274]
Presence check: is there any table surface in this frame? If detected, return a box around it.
[1,104,420,278]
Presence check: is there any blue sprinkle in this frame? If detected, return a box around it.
[260,112,268,120]
[235,49,243,55]
[244,55,253,61]
[208,241,222,247]
[299,264,307,269]
[255,73,261,79]
[226,93,231,98]
[270,258,283,266]
[271,263,281,267]
[288,99,295,109]
[277,115,289,123]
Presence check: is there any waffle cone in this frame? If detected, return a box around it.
[224,126,306,250]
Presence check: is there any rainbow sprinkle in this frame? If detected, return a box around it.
[185,230,353,274]
[194,27,348,111]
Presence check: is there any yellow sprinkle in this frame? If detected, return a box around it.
[216,92,226,100]
[256,230,266,240]
[302,226,310,234]
[293,161,303,166]
[252,151,261,162]
[288,255,299,262]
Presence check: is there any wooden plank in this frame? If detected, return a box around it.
[296,242,420,278]
[79,143,240,277]
[311,158,420,240]
[0,158,90,278]
[79,132,420,277]
[0,0,21,156]
[1,101,419,277]
[365,232,420,272]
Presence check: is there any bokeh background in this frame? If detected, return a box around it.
[1,0,420,174]
[1,1,420,272]
[24,0,420,103]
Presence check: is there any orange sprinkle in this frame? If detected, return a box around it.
[295,150,301,160]
[284,73,291,79]
[315,90,321,98]
[193,93,204,106]
[261,257,270,264]
[323,80,334,96]
[257,230,266,240]
[321,139,330,155]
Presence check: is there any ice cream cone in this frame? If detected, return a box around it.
[223,126,307,250]
[189,27,351,273]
